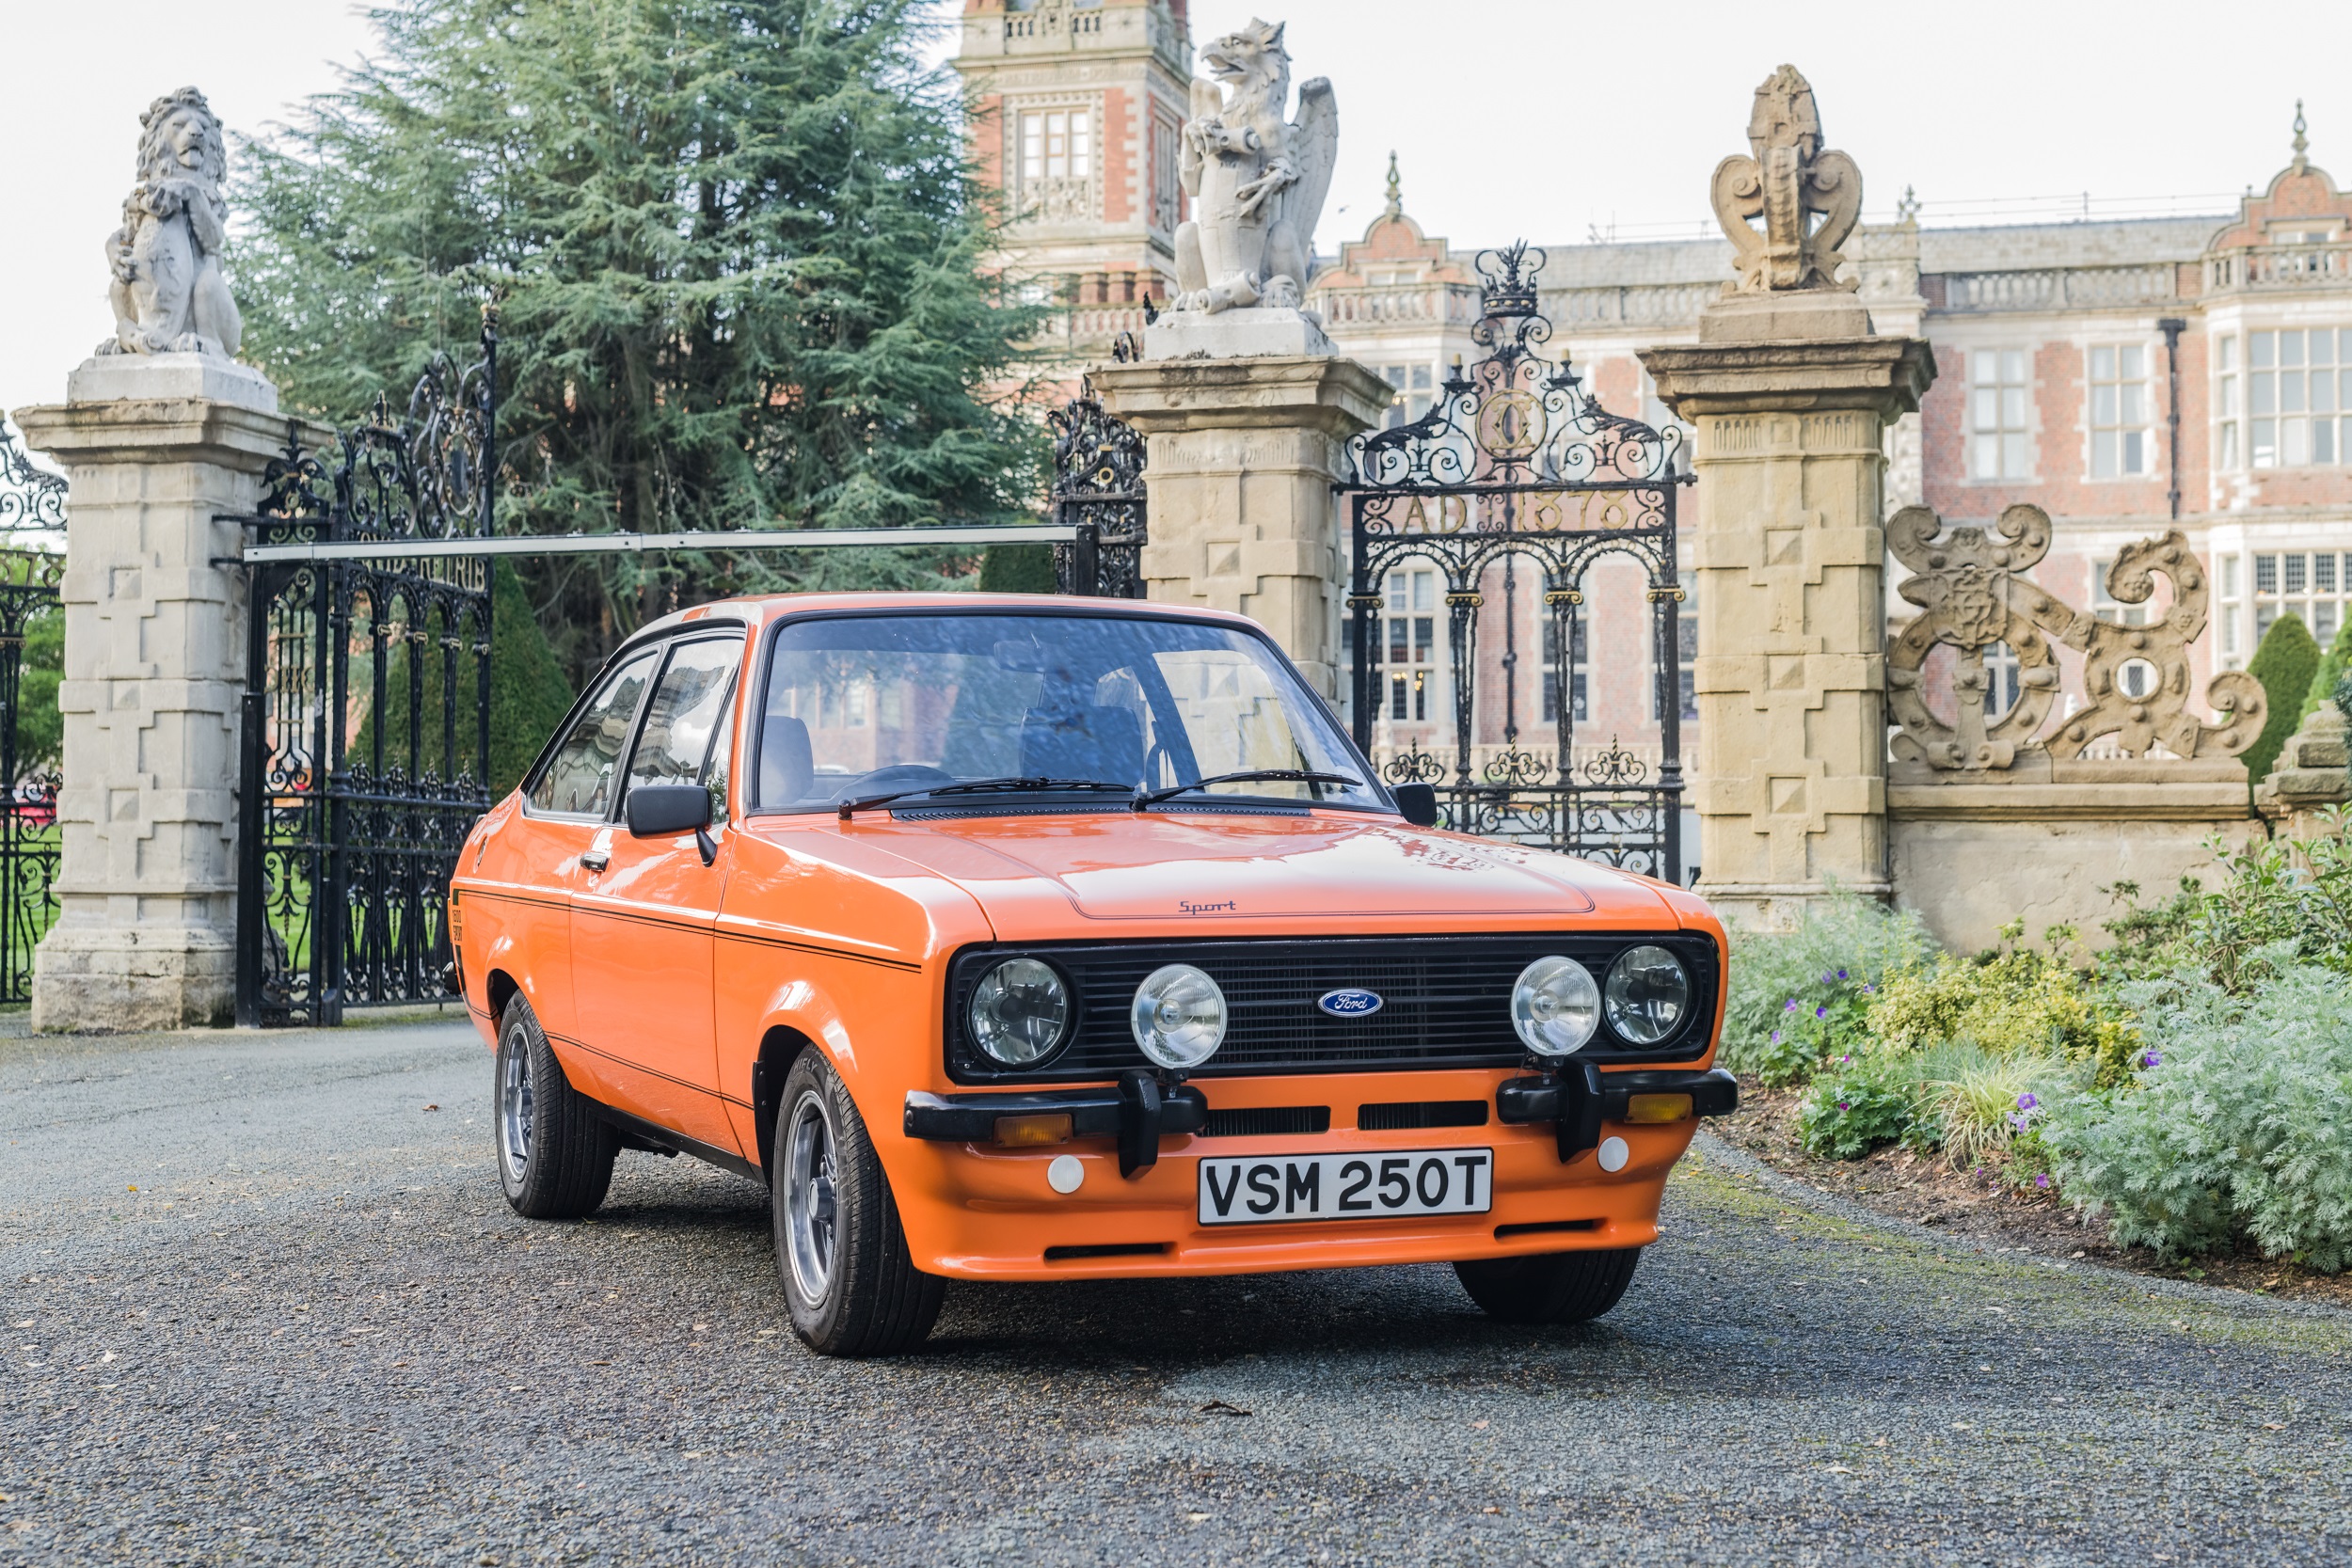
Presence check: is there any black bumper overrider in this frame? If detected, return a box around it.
[905,1070,1208,1179]
[1497,1066,1740,1163]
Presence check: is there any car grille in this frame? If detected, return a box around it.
[944,933,1720,1085]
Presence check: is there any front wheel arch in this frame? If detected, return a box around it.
[751,1025,816,1183]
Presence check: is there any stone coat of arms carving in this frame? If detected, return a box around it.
[1885,503,2265,771]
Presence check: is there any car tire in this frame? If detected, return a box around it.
[771,1050,944,1357]
[495,992,618,1220]
[1454,1246,1642,1324]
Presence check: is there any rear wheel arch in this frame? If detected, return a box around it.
[485,968,520,1022]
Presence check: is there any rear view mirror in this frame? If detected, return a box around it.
[626,784,711,837]
[1392,783,1439,828]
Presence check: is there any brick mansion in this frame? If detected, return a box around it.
[954,0,2352,771]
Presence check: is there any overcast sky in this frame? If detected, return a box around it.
[4,0,2346,423]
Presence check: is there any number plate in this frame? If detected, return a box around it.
[1196,1148,1495,1227]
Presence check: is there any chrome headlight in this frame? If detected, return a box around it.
[1130,963,1226,1070]
[967,957,1072,1066]
[1510,955,1600,1058]
[1605,944,1691,1047]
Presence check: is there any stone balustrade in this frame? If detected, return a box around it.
[2205,242,2352,293]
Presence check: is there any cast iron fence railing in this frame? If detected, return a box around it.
[1049,374,1147,598]
[0,418,64,1002]
[1342,242,1693,882]
[230,318,498,1026]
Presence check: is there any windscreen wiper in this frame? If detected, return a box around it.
[835,777,1134,820]
[1131,768,1362,811]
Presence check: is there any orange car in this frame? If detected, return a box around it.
[450,594,1735,1356]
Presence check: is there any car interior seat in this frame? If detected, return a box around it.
[760,714,815,805]
[1019,705,1144,787]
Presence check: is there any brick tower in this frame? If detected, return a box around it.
[953,0,1194,368]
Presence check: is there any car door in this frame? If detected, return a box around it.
[568,633,745,1156]
[501,644,663,1055]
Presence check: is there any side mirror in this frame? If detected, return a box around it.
[1392,783,1439,829]
[625,784,718,865]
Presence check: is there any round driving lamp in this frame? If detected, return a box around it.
[967,957,1072,1066]
[1130,963,1227,1071]
[1510,955,1600,1058]
[1605,944,1691,1047]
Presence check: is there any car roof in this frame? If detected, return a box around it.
[629,592,1268,647]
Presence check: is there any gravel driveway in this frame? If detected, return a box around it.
[4,1018,2347,1566]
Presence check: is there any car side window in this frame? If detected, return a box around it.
[621,640,740,807]
[527,649,660,817]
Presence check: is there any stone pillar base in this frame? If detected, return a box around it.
[1089,355,1390,697]
[31,922,235,1033]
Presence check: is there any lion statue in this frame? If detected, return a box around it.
[98,86,242,358]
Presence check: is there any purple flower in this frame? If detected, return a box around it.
[2007,1113,2026,1133]
[1771,1030,1783,1044]
[1838,1101,1851,1112]
[1837,969,1850,981]
[1786,999,1801,1013]
[1820,972,1837,986]
[1815,1006,1829,1019]
[2017,1092,2039,1112]
[2034,1174,2052,1189]
[1837,1053,1851,1065]
[1862,984,1876,994]
[2142,1049,2162,1069]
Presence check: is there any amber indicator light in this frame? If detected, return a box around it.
[993,1113,1075,1148]
[1623,1093,1693,1125]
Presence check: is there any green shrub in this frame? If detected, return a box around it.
[2243,612,2320,788]
[2045,951,2352,1269]
[1797,1053,1915,1160]
[978,543,1057,594]
[2303,613,2352,724]
[11,603,60,777]
[1721,894,1932,1080]
[1867,924,2139,1085]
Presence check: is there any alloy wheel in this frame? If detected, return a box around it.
[783,1092,839,1303]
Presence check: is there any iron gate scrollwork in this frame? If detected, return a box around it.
[1344,243,1692,880]
[0,420,64,1002]
[233,317,499,1026]
[1048,376,1147,598]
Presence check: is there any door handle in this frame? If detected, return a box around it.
[580,848,610,872]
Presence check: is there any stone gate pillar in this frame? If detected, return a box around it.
[13,356,294,1030]
[1641,65,1935,929]
[1090,354,1390,698]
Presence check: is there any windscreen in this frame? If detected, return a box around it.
[753,612,1380,813]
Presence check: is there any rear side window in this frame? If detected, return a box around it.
[528,649,659,817]
[622,639,740,811]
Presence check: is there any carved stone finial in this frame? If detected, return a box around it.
[1885,504,2265,771]
[1168,18,1338,318]
[1383,150,1402,220]
[1708,64,1862,294]
[2293,99,2310,173]
[97,87,242,360]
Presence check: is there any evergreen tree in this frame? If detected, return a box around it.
[2243,611,2320,789]
[235,0,1048,687]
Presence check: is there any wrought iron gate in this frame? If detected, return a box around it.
[1048,377,1147,597]
[1343,244,1692,881]
[232,322,498,1025]
[0,420,63,1003]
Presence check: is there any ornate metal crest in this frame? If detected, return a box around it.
[1887,503,2265,769]
[1048,377,1147,599]
[0,419,68,535]
[1347,241,1684,508]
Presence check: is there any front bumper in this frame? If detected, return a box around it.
[895,1065,1738,1280]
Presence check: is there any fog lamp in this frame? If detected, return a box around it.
[993,1112,1074,1148]
[1131,964,1226,1071]
[1510,955,1600,1058]
[1624,1092,1693,1125]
